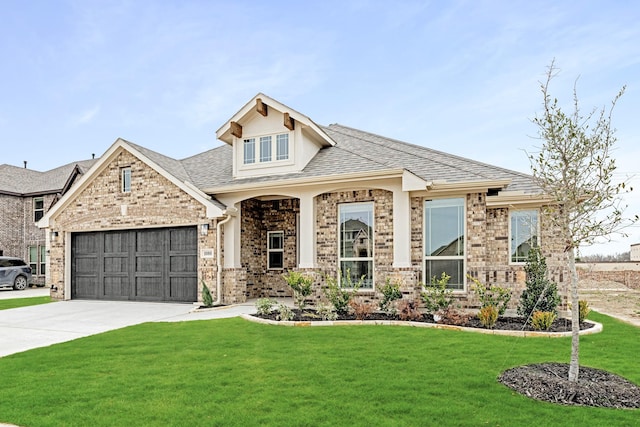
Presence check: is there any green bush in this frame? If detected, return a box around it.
[201,281,213,307]
[275,304,294,321]
[579,300,591,323]
[316,302,337,321]
[379,278,403,315]
[478,305,498,329]
[323,269,362,314]
[469,275,511,316]
[517,248,561,318]
[255,298,275,316]
[531,311,556,331]
[283,271,313,311]
[421,272,454,315]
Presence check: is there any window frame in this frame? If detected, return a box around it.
[241,131,292,166]
[267,231,284,270]
[423,197,466,291]
[121,167,132,193]
[28,245,38,274]
[40,245,46,276]
[338,201,374,290]
[34,197,44,222]
[509,209,540,264]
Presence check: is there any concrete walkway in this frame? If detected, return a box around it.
[0,290,257,358]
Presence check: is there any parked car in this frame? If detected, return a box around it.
[0,256,32,290]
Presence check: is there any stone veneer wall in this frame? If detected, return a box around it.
[48,149,218,302]
[241,198,299,299]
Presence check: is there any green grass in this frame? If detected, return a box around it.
[0,312,637,426]
[0,296,52,310]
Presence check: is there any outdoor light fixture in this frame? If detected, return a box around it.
[200,223,209,236]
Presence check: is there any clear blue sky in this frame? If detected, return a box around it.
[1,0,639,255]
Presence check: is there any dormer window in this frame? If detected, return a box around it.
[243,132,290,165]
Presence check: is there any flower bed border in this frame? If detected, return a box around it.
[241,314,603,338]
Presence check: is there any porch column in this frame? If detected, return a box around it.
[223,203,242,268]
[393,187,412,268]
[298,192,316,269]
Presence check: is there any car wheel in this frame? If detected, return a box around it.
[13,276,28,290]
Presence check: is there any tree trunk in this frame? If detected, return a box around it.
[568,248,580,382]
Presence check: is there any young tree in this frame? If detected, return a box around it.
[529,60,635,382]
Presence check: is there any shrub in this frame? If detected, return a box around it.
[323,270,362,314]
[316,302,337,321]
[255,298,275,316]
[436,306,471,326]
[478,305,499,329]
[201,281,213,307]
[283,271,313,311]
[397,299,423,321]
[379,278,403,315]
[531,311,556,331]
[469,276,512,316]
[579,300,591,323]
[275,304,294,321]
[517,248,561,318]
[421,272,454,315]
[349,300,376,320]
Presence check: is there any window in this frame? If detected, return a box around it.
[267,231,284,269]
[276,134,289,160]
[260,136,272,162]
[28,246,37,274]
[243,138,255,164]
[34,197,44,222]
[424,198,465,290]
[40,246,46,275]
[510,210,539,263]
[339,202,374,289]
[121,167,131,193]
[242,133,290,165]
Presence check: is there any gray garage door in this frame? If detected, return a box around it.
[72,227,197,302]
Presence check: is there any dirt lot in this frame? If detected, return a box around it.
[579,279,640,327]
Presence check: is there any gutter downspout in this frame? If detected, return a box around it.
[214,207,237,305]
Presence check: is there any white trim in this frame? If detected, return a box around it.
[508,208,540,265]
[267,230,284,270]
[423,197,467,292]
[240,131,294,169]
[338,201,375,290]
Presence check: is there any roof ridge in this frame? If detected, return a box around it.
[325,123,534,181]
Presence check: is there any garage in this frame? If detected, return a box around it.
[71,226,198,302]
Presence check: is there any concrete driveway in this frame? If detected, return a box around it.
[0,289,256,358]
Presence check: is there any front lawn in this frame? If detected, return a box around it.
[0,312,637,426]
[0,296,52,311]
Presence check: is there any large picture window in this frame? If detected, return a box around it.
[339,202,373,289]
[424,198,465,290]
[510,210,539,263]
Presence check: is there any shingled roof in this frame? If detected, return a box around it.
[177,123,539,194]
[0,159,97,196]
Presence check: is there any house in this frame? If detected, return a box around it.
[0,159,97,284]
[39,94,568,307]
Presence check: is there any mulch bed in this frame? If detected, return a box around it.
[499,363,640,409]
[252,310,594,332]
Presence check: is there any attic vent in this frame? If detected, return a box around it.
[487,188,501,197]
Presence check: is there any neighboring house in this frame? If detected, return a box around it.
[631,243,640,262]
[39,94,568,307]
[0,159,97,284]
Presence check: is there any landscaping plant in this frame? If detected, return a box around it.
[201,281,213,307]
[283,270,313,311]
[397,299,423,321]
[578,300,591,323]
[469,275,511,316]
[348,300,376,320]
[478,305,499,329]
[323,269,362,314]
[378,278,403,315]
[421,272,454,315]
[255,298,275,316]
[275,304,294,321]
[531,311,556,331]
[315,302,337,321]
[517,247,560,318]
